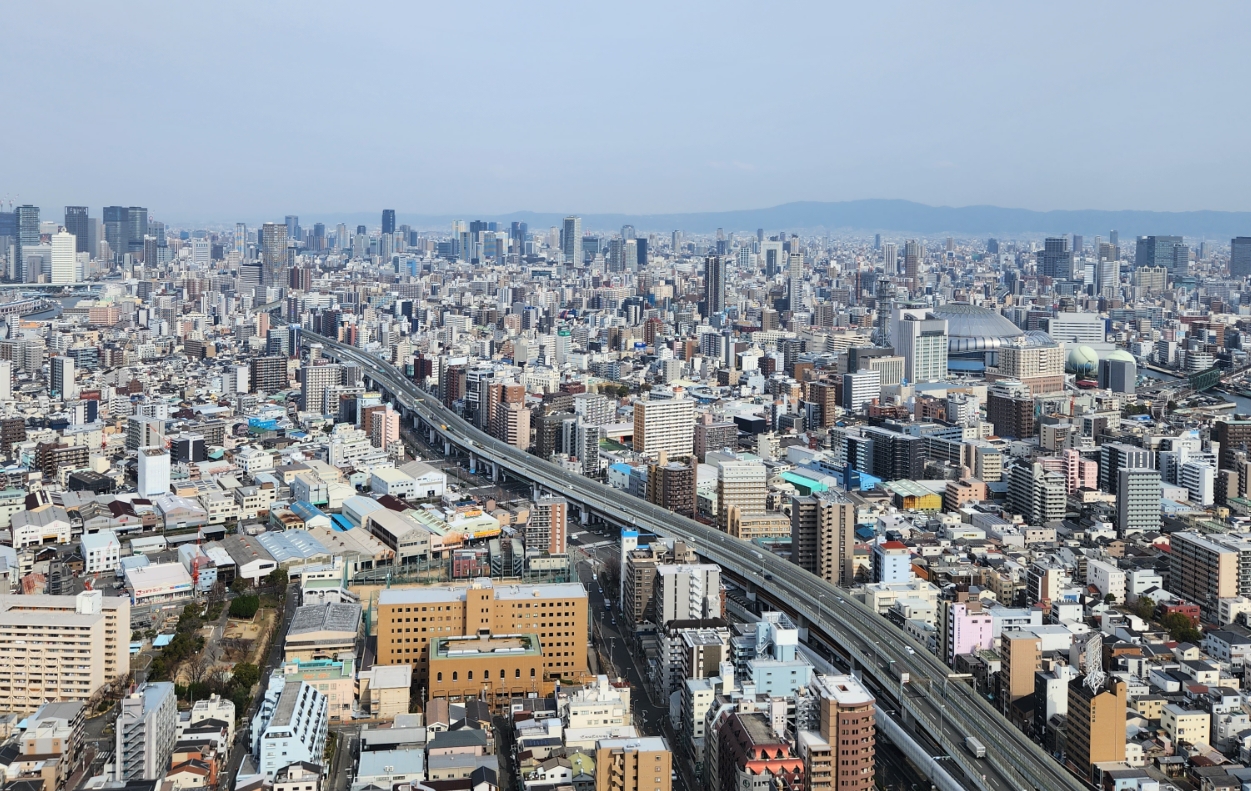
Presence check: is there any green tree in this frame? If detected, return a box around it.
[231,577,248,594]
[1133,596,1155,621]
[1161,612,1202,644]
[231,662,261,690]
[265,567,288,589]
[229,595,260,619]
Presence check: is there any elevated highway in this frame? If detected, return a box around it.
[304,332,1084,791]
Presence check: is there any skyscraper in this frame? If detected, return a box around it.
[562,216,582,265]
[788,253,803,308]
[103,206,128,261]
[49,230,77,284]
[127,207,148,260]
[704,256,725,316]
[381,209,396,235]
[1039,236,1073,280]
[50,356,76,400]
[1117,468,1161,536]
[1232,237,1251,277]
[903,239,921,289]
[1135,235,1183,272]
[895,310,947,383]
[284,215,300,243]
[261,222,288,286]
[14,206,40,281]
[64,207,89,254]
[235,223,247,258]
[882,242,897,274]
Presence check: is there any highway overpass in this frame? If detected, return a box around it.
[304,331,1085,791]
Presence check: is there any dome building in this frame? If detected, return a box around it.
[930,302,1056,373]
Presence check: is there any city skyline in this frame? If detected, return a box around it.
[4,3,1251,218]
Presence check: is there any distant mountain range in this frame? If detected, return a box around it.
[295,199,1251,239]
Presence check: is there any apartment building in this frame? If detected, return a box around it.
[0,591,130,712]
[633,397,695,458]
[790,491,856,587]
[594,736,672,791]
[115,682,177,783]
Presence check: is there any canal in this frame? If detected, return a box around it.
[1140,367,1251,416]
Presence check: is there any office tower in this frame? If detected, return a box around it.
[526,496,568,555]
[137,447,171,497]
[704,255,725,315]
[903,239,921,288]
[1172,243,1190,276]
[562,216,582,265]
[1066,677,1126,782]
[64,206,88,253]
[249,355,288,393]
[49,356,76,399]
[1072,234,1083,255]
[15,205,40,279]
[260,222,288,286]
[301,362,342,413]
[103,205,128,262]
[646,456,696,518]
[882,242,897,273]
[1041,312,1105,345]
[127,207,148,259]
[895,310,947,383]
[595,737,672,791]
[1039,236,1073,280]
[115,682,177,782]
[284,215,300,243]
[1232,238,1251,277]
[234,222,248,258]
[806,674,875,791]
[790,491,856,586]
[1007,462,1066,525]
[788,253,804,307]
[1134,235,1183,272]
[369,405,401,449]
[49,229,76,284]
[374,578,587,682]
[716,459,767,530]
[171,434,206,464]
[1116,468,1161,536]
[633,397,695,457]
[841,369,882,411]
[1098,356,1136,394]
[1110,229,1119,247]
[381,209,396,235]
[0,591,130,712]
[1098,442,1153,492]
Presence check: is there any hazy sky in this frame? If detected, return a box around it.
[4,2,1250,223]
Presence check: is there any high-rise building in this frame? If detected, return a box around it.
[1066,677,1127,782]
[1000,631,1041,715]
[1168,531,1238,620]
[841,370,881,411]
[895,311,947,383]
[0,591,130,712]
[1007,462,1066,525]
[103,205,129,263]
[301,362,342,414]
[716,459,767,530]
[249,355,288,393]
[1098,442,1153,493]
[369,405,401,449]
[633,398,695,458]
[903,239,921,289]
[64,206,89,254]
[995,338,1064,395]
[646,456,696,519]
[127,207,148,259]
[15,205,40,279]
[50,356,76,399]
[260,222,288,286]
[382,209,396,235]
[115,682,177,783]
[1039,236,1073,280]
[704,256,725,316]
[1232,237,1251,277]
[804,674,876,791]
[526,496,568,555]
[882,242,897,274]
[1135,235,1183,273]
[49,229,77,284]
[562,216,582,265]
[788,253,804,308]
[790,491,856,586]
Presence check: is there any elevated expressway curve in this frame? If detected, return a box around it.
[304,332,1084,791]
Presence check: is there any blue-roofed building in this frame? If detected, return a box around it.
[290,501,332,530]
[255,530,333,568]
[330,514,353,531]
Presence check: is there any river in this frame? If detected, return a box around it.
[1140,367,1251,416]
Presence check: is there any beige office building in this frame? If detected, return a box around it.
[0,591,130,712]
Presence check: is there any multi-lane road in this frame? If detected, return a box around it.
[305,332,1084,791]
